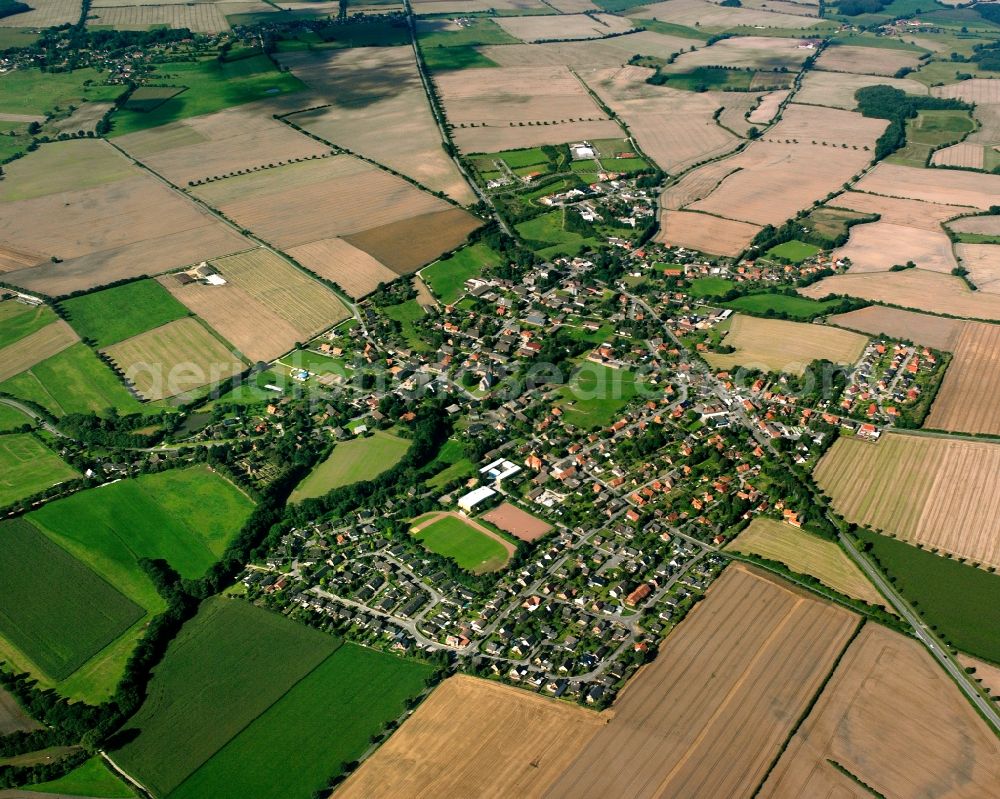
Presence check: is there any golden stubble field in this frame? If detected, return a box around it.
[494,12,634,42]
[854,162,1000,210]
[479,30,695,69]
[631,0,820,28]
[545,564,858,799]
[760,624,1000,799]
[795,70,927,110]
[656,210,760,256]
[704,315,868,376]
[278,46,475,204]
[815,43,922,76]
[815,432,1000,569]
[287,238,398,299]
[0,320,79,383]
[335,674,604,798]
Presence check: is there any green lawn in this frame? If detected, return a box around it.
[0,343,145,417]
[722,293,842,320]
[766,239,822,263]
[557,363,642,429]
[59,280,189,347]
[0,302,57,349]
[28,466,254,611]
[688,276,736,298]
[413,514,510,573]
[0,68,124,117]
[857,528,1000,663]
[421,243,500,304]
[290,430,410,501]
[380,299,432,352]
[169,644,432,799]
[516,210,601,259]
[24,757,136,798]
[0,433,78,508]
[0,520,144,681]
[108,54,306,136]
[112,598,339,798]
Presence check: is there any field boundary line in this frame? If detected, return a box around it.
[102,752,154,799]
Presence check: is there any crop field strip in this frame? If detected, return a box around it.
[287,238,398,299]
[545,564,858,799]
[759,624,1000,798]
[59,278,189,348]
[815,432,1000,569]
[0,319,80,383]
[337,674,604,798]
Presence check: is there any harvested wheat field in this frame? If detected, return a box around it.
[287,238,397,299]
[494,12,634,42]
[948,214,1000,236]
[800,269,1000,321]
[830,190,972,229]
[956,243,1000,293]
[838,223,958,273]
[103,317,245,400]
[958,654,1000,701]
[726,518,886,607]
[437,66,622,153]
[795,70,927,110]
[192,154,467,250]
[632,0,821,28]
[0,320,79,383]
[763,103,886,148]
[855,162,1000,210]
[656,210,760,256]
[661,160,742,211]
[815,44,922,77]
[932,141,986,169]
[932,77,1000,105]
[667,36,810,71]
[0,0,79,26]
[278,47,474,203]
[826,305,963,351]
[343,208,481,275]
[760,624,1000,799]
[480,502,552,542]
[715,92,761,137]
[0,140,248,296]
[926,321,1000,436]
[410,0,547,11]
[48,102,115,135]
[704,315,867,375]
[583,67,739,174]
[116,107,330,186]
[86,3,231,33]
[479,31,696,69]
[748,89,788,124]
[815,432,1000,568]
[0,244,46,273]
[337,674,603,799]
[546,564,858,799]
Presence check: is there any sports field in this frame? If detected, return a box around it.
[0,433,78,508]
[557,363,643,428]
[112,598,339,798]
[29,466,254,611]
[726,518,886,607]
[290,430,410,501]
[421,243,501,304]
[704,315,868,376]
[0,520,144,681]
[60,279,189,348]
[411,512,514,573]
[168,643,432,799]
[0,343,144,417]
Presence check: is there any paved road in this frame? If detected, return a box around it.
[0,397,64,436]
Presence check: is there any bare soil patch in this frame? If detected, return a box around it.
[337,674,602,799]
[656,210,760,256]
[0,687,41,737]
[546,564,858,799]
[480,502,552,542]
[287,237,398,299]
[0,321,79,383]
[760,625,1000,799]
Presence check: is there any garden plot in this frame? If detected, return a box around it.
[278,46,474,203]
[493,13,634,43]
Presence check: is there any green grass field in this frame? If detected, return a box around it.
[654,67,754,92]
[418,17,517,48]
[688,276,736,298]
[516,210,601,259]
[0,433,78,508]
[169,643,432,799]
[379,299,432,352]
[29,466,254,611]
[60,280,189,347]
[425,438,475,490]
[0,343,145,417]
[557,363,642,428]
[722,293,841,320]
[0,403,32,432]
[422,46,498,71]
[23,757,136,798]
[413,514,510,573]
[112,598,339,798]
[857,528,1000,663]
[766,239,822,263]
[0,520,144,681]
[0,302,57,350]
[291,430,410,501]
[108,54,305,136]
[887,109,977,168]
[0,68,124,117]
[421,243,500,304]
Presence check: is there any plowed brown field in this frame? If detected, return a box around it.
[545,564,858,799]
[815,432,1000,568]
